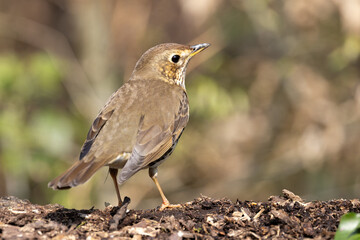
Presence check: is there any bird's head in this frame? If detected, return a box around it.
[130,43,210,89]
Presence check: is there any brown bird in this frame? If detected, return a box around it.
[48,43,210,209]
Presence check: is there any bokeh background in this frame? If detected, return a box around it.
[1,0,360,209]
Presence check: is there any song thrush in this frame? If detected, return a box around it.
[48,43,210,209]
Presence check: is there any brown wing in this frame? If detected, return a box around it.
[117,92,189,184]
[80,109,115,160]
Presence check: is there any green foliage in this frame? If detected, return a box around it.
[329,36,360,71]
[0,53,84,202]
[29,109,74,156]
[28,54,62,97]
[335,213,360,240]
[188,75,248,120]
[0,55,23,95]
[0,54,61,100]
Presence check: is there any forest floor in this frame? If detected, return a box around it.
[1,189,359,239]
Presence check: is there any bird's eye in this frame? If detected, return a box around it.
[171,55,180,63]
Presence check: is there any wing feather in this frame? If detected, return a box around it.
[118,92,189,183]
[79,109,115,160]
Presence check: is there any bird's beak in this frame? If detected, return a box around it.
[190,43,211,57]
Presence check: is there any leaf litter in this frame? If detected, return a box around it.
[1,189,360,239]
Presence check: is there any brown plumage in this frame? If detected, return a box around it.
[48,43,210,209]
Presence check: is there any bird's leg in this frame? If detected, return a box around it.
[109,168,123,206]
[149,167,181,210]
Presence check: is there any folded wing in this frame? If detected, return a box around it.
[118,92,189,183]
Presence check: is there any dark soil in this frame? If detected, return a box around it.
[1,189,359,239]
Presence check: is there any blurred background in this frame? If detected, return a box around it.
[0,0,360,209]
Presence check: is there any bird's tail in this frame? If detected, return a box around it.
[48,158,103,190]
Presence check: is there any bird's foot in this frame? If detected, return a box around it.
[159,202,182,211]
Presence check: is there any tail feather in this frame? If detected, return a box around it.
[48,158,104,190]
